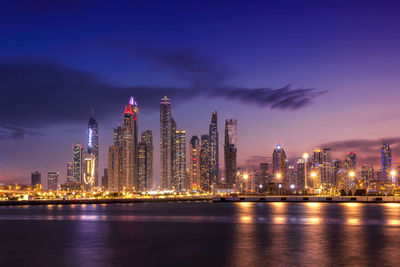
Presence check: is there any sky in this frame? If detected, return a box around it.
[1,0,400,186]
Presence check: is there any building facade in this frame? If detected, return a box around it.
[209,111,219,185]
[189,135,201,191]
[73,144,83,183]
[175,130,186,191]
[224,119,237,189]
[47,172,59,191]
[87,110,99,187]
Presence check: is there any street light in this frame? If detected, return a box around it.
[390,169,397,183]
[243,173,249,180]
[349,171,356,178]
[311,171,317,178]
[276,173,282,179]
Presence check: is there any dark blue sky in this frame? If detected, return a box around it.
[2,0,400,185]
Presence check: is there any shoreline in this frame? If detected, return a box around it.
[1,195,400,206]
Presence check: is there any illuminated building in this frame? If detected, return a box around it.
[296,158,305,189]
[47,172,59,191]
[332,159,343,186]
[73,144,83,183]
[189,135,201,190]
[138,142,147,191]
[121,97,138,190]
[102,168,108,191]
[107,145,120,192]
[200,135,211,191]
[171,118,177,189]
[141,130,153,191]
[312,147,332,186]
[175,130,186,191]
[87,109,99,187]
[344,152,357,171]
[31,171,41,186]
[272,144,287,184]
[259,163,269,188]
[209,111,219,185]
[287,165,296,189]
[224,119,237,188]
[361,164,374,182]
[160,96,172,190]
[381,143,392,182]
[82,154,96,190]
[66,162,73,183]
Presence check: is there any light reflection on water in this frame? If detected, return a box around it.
[0,202,400,266]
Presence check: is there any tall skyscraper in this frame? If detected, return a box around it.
[73,144,83,183]
[82,153,96,190]
[361,164,374,182]
[47,172,59,191]
[31,171,41,186]
[160,96,172,190]
[332,159,343,186]
[189,136,201,191]
[171,118,177,189]
[344,152,357,172]
[200,135,211,191]
[108,145,120,192]
[175,130,186,191]
[296,158,305,189]
[87,110,99,187]
[259,163,269,187]
[102,168,108,191]
[138,142,147,191]
[209,111,219,185]
[141,130,153,191]
[272,144,287,184]
[121,97,138,191]
[381,143,392,182]
[312,147,332,185]
[66,162,74,183]
[224,119,237,188]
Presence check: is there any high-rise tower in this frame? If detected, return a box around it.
[200,135,211,191]
[272,144,287,184]
[175,130,186,191]
[72,144,83,183]
[121,97,138,191]
[209,111,219,185]
[189,136,201,191]
[224,119,237,189]
[381,143,392,182]
[87,109,99,186]
[160,96,172,190]
[141,130,153,191]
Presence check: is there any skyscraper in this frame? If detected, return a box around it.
[200,135,211,191]
[66,162,74,183]
[312,147,332,185]
[171,118,177,189]
[121,97,138,191]
[344,152,357,172]
[209,111,219,185]
[73,144,83,183]
[296,158,305,189]
[138,142,147,191]
[102,168,108,191]
[108,145,120,192]
[361,164,374,182]
[82,153,96,190]
[224,119,237,188]
[189,136,201,191]
[272,144,287,185]
[381,143,392,182]
[175,130,186,191]
[87,110,99,187]
[160,96,172,190]
[141,130,153,191]
[31,171,41,187]
[259,163,269,187]
[47,172,59,191]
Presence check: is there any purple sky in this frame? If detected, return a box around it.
[1,0,400,185]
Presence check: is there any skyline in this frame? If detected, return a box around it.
[2,1,400,185]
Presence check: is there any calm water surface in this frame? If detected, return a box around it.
[0,202,400,266]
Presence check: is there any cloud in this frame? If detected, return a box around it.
[0,125,43,140]
[0,51,326,138]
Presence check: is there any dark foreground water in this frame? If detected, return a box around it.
[0,202,400,266]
